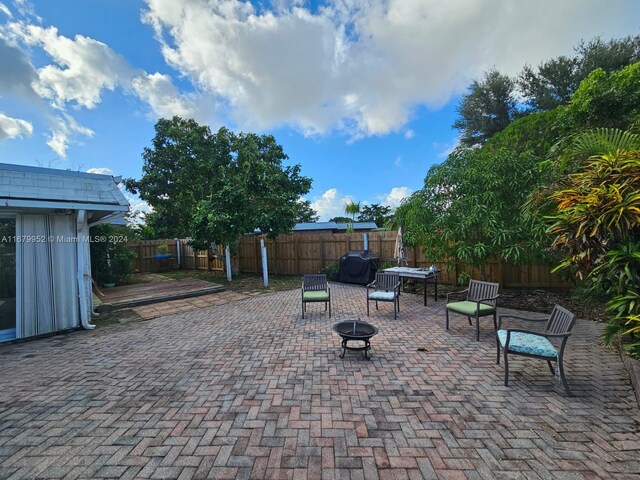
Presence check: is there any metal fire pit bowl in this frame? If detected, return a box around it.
[332,320,379,360]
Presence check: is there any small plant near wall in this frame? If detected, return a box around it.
[90,224,136,287]
[457,271,471,286]
[320,262,339,280]
[153,243,172,260]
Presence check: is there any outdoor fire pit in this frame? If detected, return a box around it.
[332,320,379,360]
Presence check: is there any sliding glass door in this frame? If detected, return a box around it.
[0,218,16,341]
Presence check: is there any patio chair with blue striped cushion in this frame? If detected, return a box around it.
[496,304,576,395]
[367,272,400,319]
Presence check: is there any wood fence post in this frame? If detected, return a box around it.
[236,240,242,273]
[136,244,142,273]
[272,237,278,275]
[320,236,325,270]
[378,234,382,259]
[295,236,301,275]
[255,237,261,274]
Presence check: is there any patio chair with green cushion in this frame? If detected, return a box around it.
[367,272,401,319]
[445,279,500,341]
[496,304,576,395]
[302,274,331,319]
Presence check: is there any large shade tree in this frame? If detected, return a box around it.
[358,203,392,228]
[125,117,312,250]
[295,200,319,223]
[453,69,519,147]
[518,35,640,113]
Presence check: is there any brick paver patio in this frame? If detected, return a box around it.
[1,284,639,479]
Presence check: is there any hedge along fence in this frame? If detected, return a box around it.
[130,232,574,289]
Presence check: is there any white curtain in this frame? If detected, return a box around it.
[16,214,79,338]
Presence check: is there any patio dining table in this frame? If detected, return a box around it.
[382,266,439,306]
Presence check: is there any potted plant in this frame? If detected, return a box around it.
[153,244,172,259]
[102,270,116,288]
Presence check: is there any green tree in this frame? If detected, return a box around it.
[344,201,360,220]
[395,147,548,276]
[295,199,319,223]
[453,69,519,146]
[125,117,312,250]
[576,35,640,79]
[344,201,360,233]
[358,203,392,227]
[519,56,580,111]
[518,35,640,113]
[564,62,640,130]
[328,216,352,223]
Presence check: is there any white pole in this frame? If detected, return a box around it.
[174,238,181,269]
[363,232,369,252]
[225,245,232,282]
[260,238,269,288]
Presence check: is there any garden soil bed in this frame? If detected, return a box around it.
[428,282,608,323]
[497,288,608,322]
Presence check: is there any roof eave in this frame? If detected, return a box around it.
[0,198,130,212]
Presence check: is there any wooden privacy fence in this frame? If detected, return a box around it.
[130,232,574,289]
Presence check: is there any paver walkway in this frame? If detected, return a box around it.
[0,284,639,479]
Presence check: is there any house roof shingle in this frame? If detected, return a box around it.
[0,163,129,210]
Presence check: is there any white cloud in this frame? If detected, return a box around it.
[0,19,202,156]
[380,186,413,209]
[309,188,355,221]
[9,24,131,109]
[0,112,32,140]
[86,167,114,176]
[394,155,402,167]
[0,0,637,157]
[0,3,12,18]
[131,72,208,120]
[143,0,638,138]
[46,113,94,157]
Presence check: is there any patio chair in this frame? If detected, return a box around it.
[496,305,576,395]
[302,274,331,319]
[445,279,500,341]
[367,272,400,319]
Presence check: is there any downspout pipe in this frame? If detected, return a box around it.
[76,210,95,330]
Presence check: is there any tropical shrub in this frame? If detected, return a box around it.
[546,131,640,357]
[395,147,550,278]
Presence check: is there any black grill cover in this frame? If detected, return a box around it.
[337,251,380,285]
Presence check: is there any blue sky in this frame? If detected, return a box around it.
[0,1,637,220]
